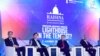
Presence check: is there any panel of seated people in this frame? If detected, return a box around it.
[5,46,100,56]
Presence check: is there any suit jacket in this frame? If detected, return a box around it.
[57,40,70,50]
[29,38,45,47]
[80,39,93,50]
[4,37,19,46]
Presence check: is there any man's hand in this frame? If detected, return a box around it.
[13,45,19,48]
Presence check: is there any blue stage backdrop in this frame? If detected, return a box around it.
[0,0,100,48]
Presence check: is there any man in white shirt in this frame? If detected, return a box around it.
[29,32,49,56]
[4,31,25,56]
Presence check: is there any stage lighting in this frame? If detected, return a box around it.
[87,0,96,8]
[98,18,100,46]
[0,11,1,37]
[0,0,12,11]
[0,0,7,11]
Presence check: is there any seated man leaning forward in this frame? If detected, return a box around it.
[29,32,49,56]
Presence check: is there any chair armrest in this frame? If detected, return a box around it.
[5,46,17,56]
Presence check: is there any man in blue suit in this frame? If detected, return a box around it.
[57,35,70,56]
[29,32,49,56]
[4,31,25,56]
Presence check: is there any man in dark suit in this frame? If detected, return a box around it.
[29,32,49,56]
[4,31,25,56]
[80,35,96,56]
[57,35,70,56]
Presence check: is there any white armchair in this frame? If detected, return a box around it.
[25,46,38,56]
[71,46,84,56]
[60,51,65,56]
[5,46,17,56]
[25,46,46,56]
[47,47,60,56]
[82,48,90,56]
[83,47,99,56]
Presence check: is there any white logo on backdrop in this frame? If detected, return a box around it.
[47,5,64,24]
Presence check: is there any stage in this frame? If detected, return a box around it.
[0,0,100,56]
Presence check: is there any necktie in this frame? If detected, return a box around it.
[9,38,14,45]
[62,41,65,48]
[35,40,41,48]
[85,40,88,45]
